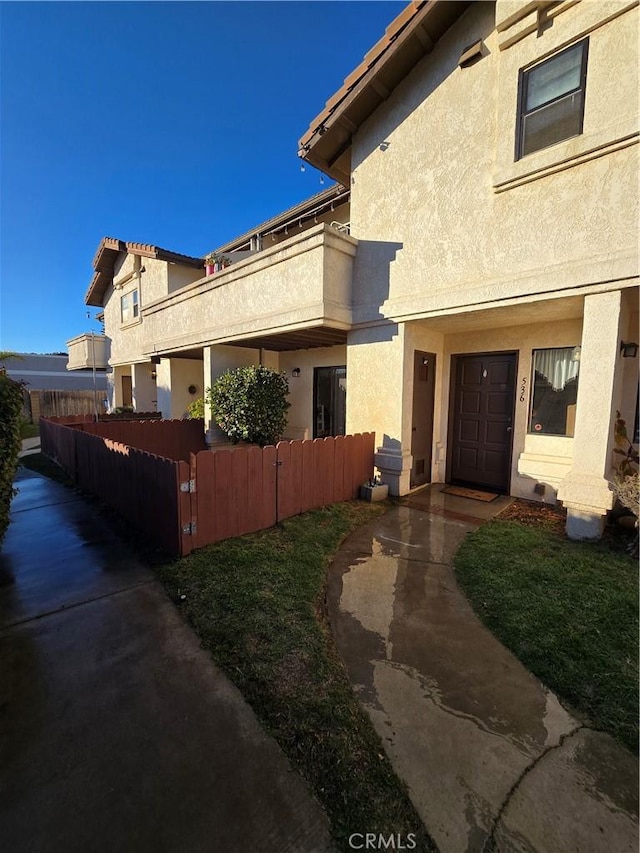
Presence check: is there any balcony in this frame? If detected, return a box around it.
[66,333,110,370]
[141,224,357,354]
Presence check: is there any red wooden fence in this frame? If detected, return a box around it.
[78,418,205,462]
[186,433,375,553]
[40,418,376,557]
[43,417,206,462]
[40,418,184,553]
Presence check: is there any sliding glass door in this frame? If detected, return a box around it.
[314,366,346,438]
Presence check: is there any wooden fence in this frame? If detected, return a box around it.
[40,417,375,556]
[184,434,375,553]
[28,389,109,421]
[77,418,205,463]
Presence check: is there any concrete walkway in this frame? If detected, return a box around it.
[0,468,333,853]
[327,485,638,853]
[18,435,41,457]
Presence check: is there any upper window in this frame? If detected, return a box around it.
[529,347,580,436]
[120,289,139,324]
[516,39,589,160]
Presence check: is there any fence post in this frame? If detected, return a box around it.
[274,455,283,525]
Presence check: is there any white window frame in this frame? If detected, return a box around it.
[120,289,139,324]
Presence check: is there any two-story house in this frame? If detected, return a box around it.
[79,0,638,539]
[298,0,638,539]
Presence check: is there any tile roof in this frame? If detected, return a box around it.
[86,238,203,306]
[298,0,469,182]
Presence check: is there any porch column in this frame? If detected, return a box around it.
[203,347,226,445]
[155,359,172,419]
[557,290,624,539]
[131,362,157,413]
[347,324,413,495]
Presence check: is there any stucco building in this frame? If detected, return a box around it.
[82,0,638,539]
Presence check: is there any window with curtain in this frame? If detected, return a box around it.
[529,347,580,436]
[516,38,589,159]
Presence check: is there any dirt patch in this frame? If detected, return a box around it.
[497,498,566,534]
[497,498,637,554]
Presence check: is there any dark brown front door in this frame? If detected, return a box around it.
[411,351,436,488]
[449,352,516,492]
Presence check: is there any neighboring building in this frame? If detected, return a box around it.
[84,185,351,429]
[80,0,638,539]
[0,352,108,392]
[66,333,110,372]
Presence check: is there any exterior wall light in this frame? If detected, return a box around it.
[150,370,157,381]
[291,368,301,378]
[620,341,639,358]
[188,384,198,394]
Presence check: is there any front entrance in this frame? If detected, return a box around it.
[449,352,516,492]
[314,366,346,438]
[410,351,436,488]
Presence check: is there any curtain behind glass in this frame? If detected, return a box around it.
[533,348,579,391]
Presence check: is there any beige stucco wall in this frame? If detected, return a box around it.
[141,225,356,356]
[156,357,203,419]
[168,262,204,294]
[104,254,201,366]
[349,0,638,326]
[131,362,157,412]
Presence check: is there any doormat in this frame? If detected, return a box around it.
[441,485,499,502]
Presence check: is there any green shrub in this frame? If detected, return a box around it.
[0,370,25,544]
[206,365,290,447]
[187,397,205,419]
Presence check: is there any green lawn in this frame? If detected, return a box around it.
[20,421,40,439]
[157,502,435,852]
[454,520,638,753]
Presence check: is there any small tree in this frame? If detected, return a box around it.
[0,370,25,545]
[187,397,205,419]
[206,365,290,447]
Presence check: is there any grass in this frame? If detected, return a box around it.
[157,502,435,852]
[454,519,638,753]
[20,421,40,440]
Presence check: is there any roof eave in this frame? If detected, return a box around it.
[298,0,471,180]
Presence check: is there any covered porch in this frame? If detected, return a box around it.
[346,286,638,538]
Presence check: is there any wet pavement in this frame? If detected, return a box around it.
[327,485,639,853]
[0,468,333,853]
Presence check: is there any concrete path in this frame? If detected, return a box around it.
[18,435,41,458]
[0,468,333,853]
[327,485,638,853]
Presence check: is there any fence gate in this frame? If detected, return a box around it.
[180,434,374,555]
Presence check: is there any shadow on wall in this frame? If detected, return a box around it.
[351,2,492,170]
[380,434,402,454]
[352,240,403,323]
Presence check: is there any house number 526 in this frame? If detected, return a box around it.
[519,377,527,403]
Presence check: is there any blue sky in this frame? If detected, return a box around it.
[0,0,402,353]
